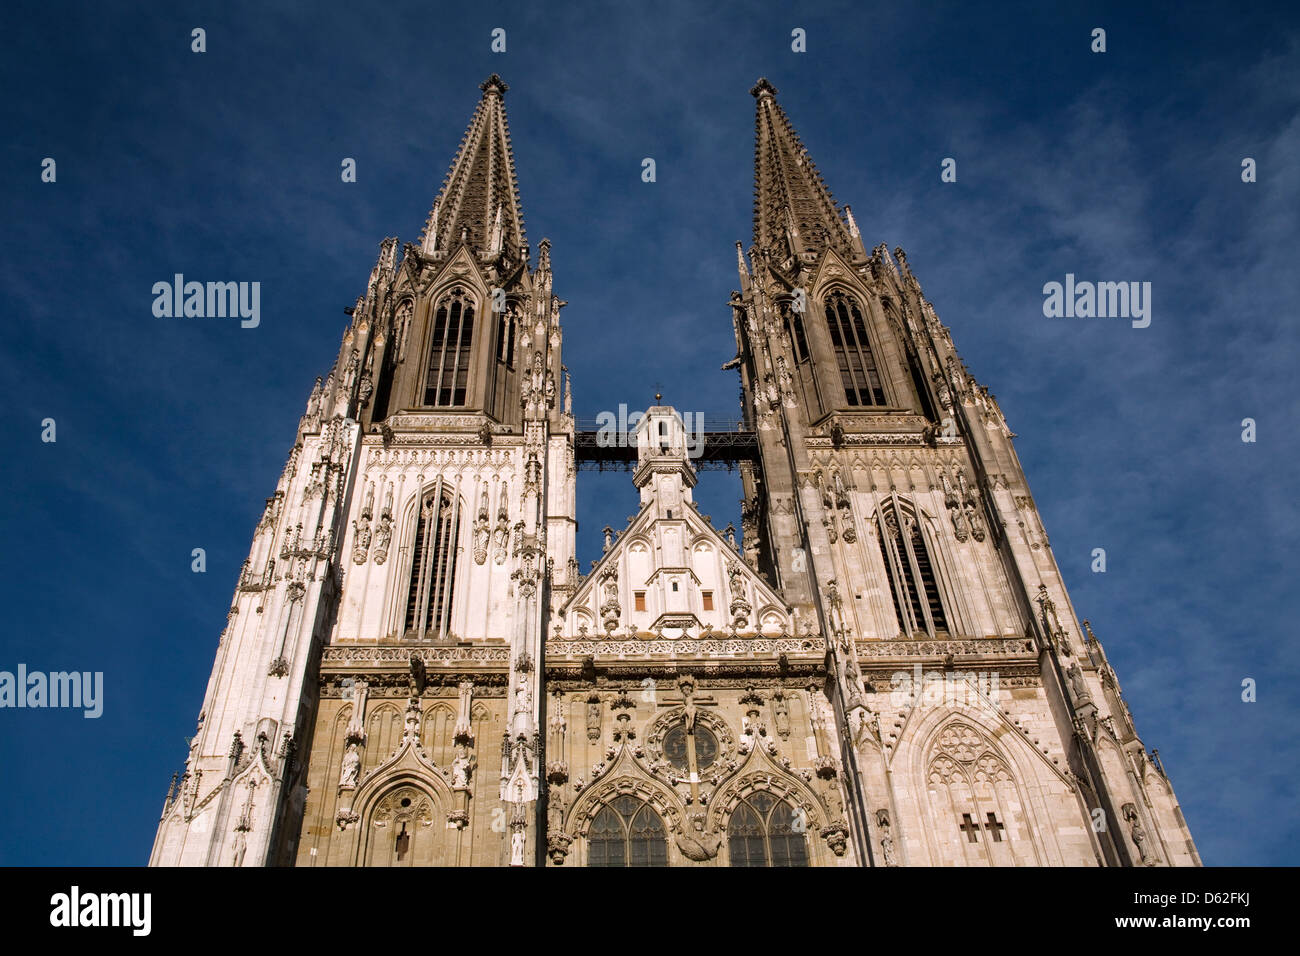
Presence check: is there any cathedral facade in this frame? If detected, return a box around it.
[149,75,1200,867]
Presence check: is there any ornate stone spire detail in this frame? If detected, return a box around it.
[419,74,527,264]
[751,78,852,259]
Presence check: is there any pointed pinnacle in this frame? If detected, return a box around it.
[422,74,527,259]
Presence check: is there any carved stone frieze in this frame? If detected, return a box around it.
[322,645,511,666]
[855,638,1034,658]
[546,638,817,657]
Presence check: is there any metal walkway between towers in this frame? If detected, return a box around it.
[572,415,760,472]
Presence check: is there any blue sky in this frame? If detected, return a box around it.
[1,0,1296,865]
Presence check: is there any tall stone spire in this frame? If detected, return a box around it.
[420,74,527,263]
[751,78,852,260]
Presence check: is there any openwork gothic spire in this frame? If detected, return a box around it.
[420,74,528,262]
[751,78,852,259]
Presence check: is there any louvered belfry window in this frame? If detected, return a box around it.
[786,304,811,365]
[497,305,515,369]
[824,290,886,406]
[405,487,459,640]
[424,287,475,406]
[877,500,949,638]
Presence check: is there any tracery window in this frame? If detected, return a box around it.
[587,795,668,867]
[365,787,436,866]
[727,792,809,867]
[877,500,948,637]
[405,488,459,640]
[423,287,475,406]
[662,724,718,772]
[824,290,886,406]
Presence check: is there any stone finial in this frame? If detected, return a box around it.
[480,73,508,97]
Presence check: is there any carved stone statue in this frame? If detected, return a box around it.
[512,675,533,741]
[339,742,361,789]
[401,698,421,745]
[451,744,476,789]
[875,833,894,866]
[352,513,371,564]
[675,812,722,861]
[1124,803,1155,864]
[772,689,791,739]
[342,349,360,390]
[455,681,474,743]
[823,781,844,823]
[547,794,566,836]
[832,469,849,509]
[1067,662,1092,703]
[679,676,698,733]
[372,513,391,564]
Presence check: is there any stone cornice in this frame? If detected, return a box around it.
[855,637,1035,658]
[546,636,822,659]
[321,645,511,668]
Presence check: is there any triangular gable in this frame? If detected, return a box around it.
[558,500,792,639]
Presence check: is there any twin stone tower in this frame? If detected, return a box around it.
[150,75,1199,868]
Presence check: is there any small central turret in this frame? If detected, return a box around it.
[633,401,697,519]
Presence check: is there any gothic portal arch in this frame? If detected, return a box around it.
[913,716,1046,866]
[357,782,442,866]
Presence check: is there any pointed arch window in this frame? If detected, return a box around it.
[405,486,460,640]
[780,299,822,415]
[785,302,811,365]
[587,795,668,867]
[424,288,475,406]
[877,500,949,638]
[824,291,886,407]
[883,297,939,422]
[496,303,516,370]
[727,792,809,867]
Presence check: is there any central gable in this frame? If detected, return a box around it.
[558,499,791,640]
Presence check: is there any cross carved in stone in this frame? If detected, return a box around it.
[663,694,718,804]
